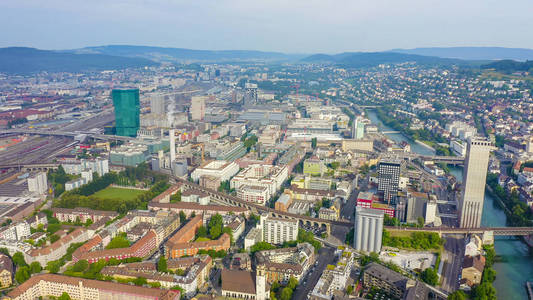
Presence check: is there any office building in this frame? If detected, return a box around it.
[459,138,493,228]
[354,207,384,253]
[244,83,258,106]
[260,214,298,245]
[352,117,365,139]
[27,172,47,195]
[191,160,240,182]
[237,185,270,205]
[112,89,140,137]
[190,96,206,120]
[231,164,288,200]
[378,159,401,204]
[150,94,165,115]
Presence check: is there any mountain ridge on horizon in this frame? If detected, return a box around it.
[1,45,532,74]
[390,46,533,61]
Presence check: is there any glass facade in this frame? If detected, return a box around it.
[112,89,140,137]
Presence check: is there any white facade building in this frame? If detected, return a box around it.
[231,164,288,200]
[236,185,270,205]
[260,214,298,245]
[27,172,47,195]
[62,158,109,177]
[191,161,240,182]
[459,138,494,228]
[354,206,384,253]
[190,96,206,121]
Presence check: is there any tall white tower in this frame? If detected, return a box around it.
[459,137,494,228]
[169,129,176,164]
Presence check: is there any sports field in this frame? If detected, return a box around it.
[93,186,145,201]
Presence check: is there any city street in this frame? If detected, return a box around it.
[440,234,465,293]
[292,246,336,300]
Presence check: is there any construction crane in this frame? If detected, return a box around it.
[191,143,205,164]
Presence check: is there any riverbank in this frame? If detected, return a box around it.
[415,140,436,152]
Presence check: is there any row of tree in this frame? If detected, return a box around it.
[54,181,170,214]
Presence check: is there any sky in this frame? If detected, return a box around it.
[1,0,533,53]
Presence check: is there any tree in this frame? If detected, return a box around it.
[280,287,293,300]
[287,276,298,290]
[12,252,27,267]
[15,266,30,283]
[346,285,354,295]
[208,214,223,239]
[0,248,9,256]
[179,211,187,223]
[447,290,467,300]
[482,267,497,284]
[71,260,88,272]
[29,261,42,274]
[58,292,72,300]
[133,277,148,286]
[196,226,208,238]
[106,234,130,249]
[170,191,181,203]
[46,260,61,273]
[311,137,317,149]
[483,245,495,267]
[175,268,186,276]
[47,223,61,234]
[417,217,425,228]
[471,282,496,300]
[158,256,167,272]
[50,234,60,244]
[250,242,277,254]
[84,218,93,227]
[222,226,234,244]
[420,268,439,286]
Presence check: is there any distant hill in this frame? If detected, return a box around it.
[391,47,533,61]
[481,59,533,73]
[0,47,157,74]
[301,52,464,68]
[68,45,305,63]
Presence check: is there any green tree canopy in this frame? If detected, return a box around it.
[15,266,30,283]
[158,256,167,272]
[420,268,439,286]
[12,252,27,267]
[208,214,223,239]
[29,261,42,274]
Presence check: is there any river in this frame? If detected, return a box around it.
[365,110,435,156]
[366,109,533,299]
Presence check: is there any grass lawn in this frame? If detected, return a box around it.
[93,186,145,201]
[386,229,416,238]
[195,237,211,242]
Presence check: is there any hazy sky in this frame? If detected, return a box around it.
[1,0,532,53]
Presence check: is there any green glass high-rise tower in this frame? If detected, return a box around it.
[112,89,140,137]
